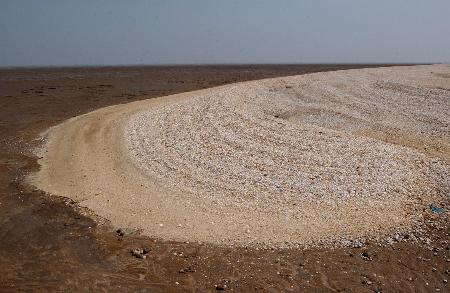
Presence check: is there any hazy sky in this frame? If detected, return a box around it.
[1,0,450,66]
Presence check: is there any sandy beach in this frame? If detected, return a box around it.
[29,65,450,249]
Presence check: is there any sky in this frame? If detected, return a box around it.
[1,0,450,67]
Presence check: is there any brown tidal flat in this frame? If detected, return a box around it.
[1,64,449,292]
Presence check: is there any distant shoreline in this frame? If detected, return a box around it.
[0,62,432,71]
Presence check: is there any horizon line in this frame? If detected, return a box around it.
[0,61,440,70]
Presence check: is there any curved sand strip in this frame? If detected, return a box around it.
[30,65,450,248]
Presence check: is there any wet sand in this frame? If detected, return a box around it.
[1,65,449,292]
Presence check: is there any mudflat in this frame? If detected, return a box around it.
[1,65,449,292]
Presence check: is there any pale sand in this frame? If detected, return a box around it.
[29,65,450,248]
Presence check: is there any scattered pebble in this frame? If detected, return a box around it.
[361,252,372,261]
[215,284,227,291]
[131,248,149,259]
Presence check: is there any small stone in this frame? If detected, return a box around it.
[179,267,195,274]
[215,284,227,291]
[352,241,363,248]
[432,268,437,272]
[407,277,413,281]
[131,248,149,259]
[361,251,372,261]
[116,228,137,236]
